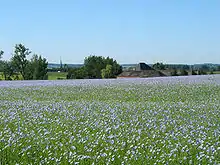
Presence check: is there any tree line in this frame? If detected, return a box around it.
[0,44,48,80]
[0,44,123,80]
[152,62,220,76]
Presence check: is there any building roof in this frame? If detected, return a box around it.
[136,63,154,71]
[118,62,167,78]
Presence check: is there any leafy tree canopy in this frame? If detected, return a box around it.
[11,44,31,80]
[152,62,166,70]
[67,55,122,79]
[0,50,3,59]
[1,44,48,80]
[180,69,188,76]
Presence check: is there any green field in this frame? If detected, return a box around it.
[0,72,68,80]
[47,72,68,80]
[0,76,220,164]
[213,71,220,74]
[0,72,23,80]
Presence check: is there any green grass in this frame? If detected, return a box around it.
[0,72,68,80]
[47,72,67,80]
[0,72,23,80]
[213,71,220,74]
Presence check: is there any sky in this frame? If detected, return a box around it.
[0,0,220,64]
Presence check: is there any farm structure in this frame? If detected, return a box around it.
[118,62,166,78]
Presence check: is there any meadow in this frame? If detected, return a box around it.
[47,72,67,80]
[0,72,68,81]
[0,75,220,164]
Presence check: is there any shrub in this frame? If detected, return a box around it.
[180,69,188,76]
[191,70,197,75]
[171,69,178,76]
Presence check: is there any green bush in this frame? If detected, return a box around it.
[180,69,188,76]
[171,69,178,76]
[191,70,197,75]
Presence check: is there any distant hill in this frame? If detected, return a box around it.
[48,63,83,69]
[192,63,220,70]
[48,63,138,69]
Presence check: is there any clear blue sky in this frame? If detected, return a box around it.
[1,0,220,64]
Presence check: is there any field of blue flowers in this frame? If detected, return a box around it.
[0,75,220,165]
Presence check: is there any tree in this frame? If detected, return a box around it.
[67,66,87,79]
[201,64,209,72]
[111,60,122,77]
[84,55,122,79]
[181,65,190,70]
[103,57,122,77]
[171,69,178,76]
[0,50,3,59]
[0,51,14,80]
[198,69,207,75]
[30,54,48,80]
[101,64,113,78]
[191,70,197,75]
[1,45,48,81]
[0,50,4,72]
[63,64,68,72]
[67,55,122,79]
[84,55,106,78]
[2,61,14,80]
[210,70,214,74]
[152,62,166,70]
[180,69,188,76]
[11,44,31,80]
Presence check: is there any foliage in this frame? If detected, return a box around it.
[0,50,4,72]
[165,64,190,70]
[84,55,106,78]
[67,55,122,79]
[170,69,178,76]
[84,55,122,78]
[201,64,209,71]
[191,70,197,75]
[152,62,166,70]
[104,57,122,77]
[0,51,14,80]
[30,54,48,80]
[210,70,214,74]
[2,44,49,80]
[101,64,113,78]
[2,61,14,80]
[198,69,207,75]
[0,50,3,59]
[67,66,87,79]
[180,69,188,76]
[63,64,69,72]
[11,44,31,80]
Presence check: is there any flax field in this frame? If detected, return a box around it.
[0,75,220,165]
